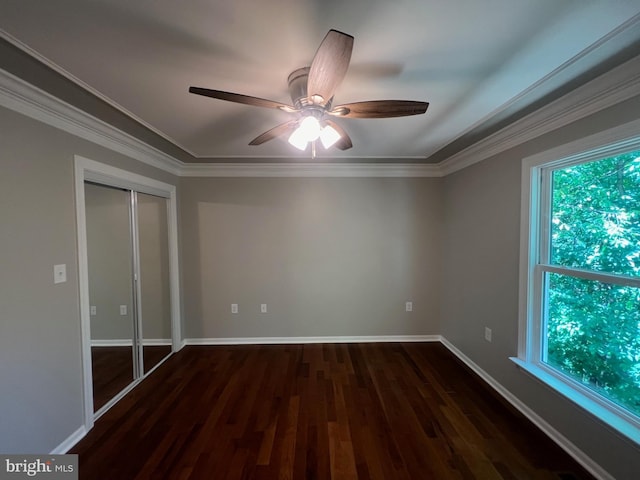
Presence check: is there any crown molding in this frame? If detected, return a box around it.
[1,29,199,158]
[2,49,639,179]
[0,66,442,178]
[180,162,443,178]
[439,53,640,176]
[0,68,184,176]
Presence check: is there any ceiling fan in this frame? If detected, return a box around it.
[189,29,429,154]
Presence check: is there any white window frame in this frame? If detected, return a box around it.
[513,118,640,446]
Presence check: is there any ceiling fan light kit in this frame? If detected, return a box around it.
[189,29,429,155]
[319,124,342,149]
[287,115,342,151]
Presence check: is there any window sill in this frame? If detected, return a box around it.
[509,357,640,446]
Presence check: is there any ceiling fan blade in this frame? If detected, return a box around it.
[249,120,299,146]
[329,100,429,119]
[307,30,354,105]
[324,120,352,150]
[189,87,297,112]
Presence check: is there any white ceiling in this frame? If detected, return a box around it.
[1,0,639,163]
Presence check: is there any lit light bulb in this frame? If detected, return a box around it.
[299,116,321,141]
[288,115,323,151]
[288,127,308,150]
[320,125,341,149]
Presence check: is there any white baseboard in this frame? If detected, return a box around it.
[439,337,614,480]
[50,425,87,454]
[91,339,172,347]
[184,335,441,345]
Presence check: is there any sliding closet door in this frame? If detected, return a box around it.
[84,183,135,412]
[136,192,172,373]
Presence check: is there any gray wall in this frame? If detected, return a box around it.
[0,105,179,453]
[180,177,442,339]
[85,183,134,342]
[138,192,172,341]
[2,84,639,477]
[441,94,640,480]
[85,186,173,343]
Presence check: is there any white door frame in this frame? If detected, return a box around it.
[74,155,182,430]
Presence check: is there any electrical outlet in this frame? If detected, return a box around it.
[231,303,238,314]
[119,305,127,316]
[261,304,267,313]
[90,305,97,316]
[485,327,492,342]
[53,264,67,284]
[405,301,413,312]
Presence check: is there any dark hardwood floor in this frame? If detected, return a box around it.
[144,345,173,374]
[92,345,172,411]
[91,346,134,412]
[74,343,595,479]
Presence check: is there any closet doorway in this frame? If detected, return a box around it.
[75,156,180,429]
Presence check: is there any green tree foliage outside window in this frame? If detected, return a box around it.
[546,151,640,417]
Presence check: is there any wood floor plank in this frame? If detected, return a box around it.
[71,343,597,479]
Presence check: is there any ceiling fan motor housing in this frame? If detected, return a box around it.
[288,67,331,111]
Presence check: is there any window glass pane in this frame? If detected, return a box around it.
[544,272,640,417]
[550,151,640,277]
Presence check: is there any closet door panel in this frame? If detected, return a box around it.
[84,183,135,412]
[137,193,172,373]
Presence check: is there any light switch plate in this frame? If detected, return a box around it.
[90,305,97,316]
[231,304,238,314]
[261,304,267,313]
[485,327,492,342]
[405,301,413,312]
[119,305,127,316]
[54,264,67,284]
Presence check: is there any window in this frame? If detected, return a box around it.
[516,123,640,445]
